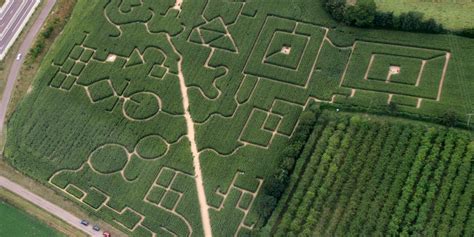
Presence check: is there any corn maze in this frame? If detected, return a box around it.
[4,0,474,236]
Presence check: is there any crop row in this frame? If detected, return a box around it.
[273,112,473,236]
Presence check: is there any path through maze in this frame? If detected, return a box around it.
[5,0,464,236]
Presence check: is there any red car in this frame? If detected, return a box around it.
[103,231,111,237]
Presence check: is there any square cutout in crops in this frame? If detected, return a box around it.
[340,41,449,100]
[160,190,180,210]
[80,49,94,62]
[83,188,107,209]
[244,16,326,87]
[146,186,166,204]
[61,59,75,74]
[50,72,67,88]
[238,192,253,210]
[66,185,84,199]
[149,65,167,79]
[264,31,308,70]
[70,46,84,60]
[71,62,86,76]
[156,168,175,187]
[62,76,77,90]
[263,113,281,131]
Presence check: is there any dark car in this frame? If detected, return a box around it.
[93,225,101,231]
[80,220,89,226]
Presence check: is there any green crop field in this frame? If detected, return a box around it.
[0,201,64,237]
[374,0,474,30]
[3,0,474,236]
[270,111,473,236]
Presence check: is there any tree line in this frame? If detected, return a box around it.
[323,0,457,35]
[264,111,473,236]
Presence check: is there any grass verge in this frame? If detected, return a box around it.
[0,159,127,237]
[0,187,84,237]
[5,0,78,120]
[374,0,474,30]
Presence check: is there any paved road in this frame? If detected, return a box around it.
[0,0,40,60]
[0,176,102,236]
[0,0,56,133]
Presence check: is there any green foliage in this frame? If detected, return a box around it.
[89,145,129,174]
[0,202,63,237]
[66,185,84,199]
[344,0,377,27]
[5,0,474,236]
[323,0,446,33]
[271,111,472,236]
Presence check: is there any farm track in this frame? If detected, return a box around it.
[168,34,213,237]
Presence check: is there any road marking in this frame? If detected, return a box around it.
[0,0,40,60]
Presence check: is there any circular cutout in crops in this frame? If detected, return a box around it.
[89,144,129,174]
[135,135,168,159]
[123,92,161,121]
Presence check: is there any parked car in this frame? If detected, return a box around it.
[16,53,22,61]
[93,225,100,231]
[103,231,111,237]
[80,220,89,226]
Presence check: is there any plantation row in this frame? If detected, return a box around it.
[273,112,473,236]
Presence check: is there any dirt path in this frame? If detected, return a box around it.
[437,52,451,101]
[168,35,213,237]
[0,176,101,237]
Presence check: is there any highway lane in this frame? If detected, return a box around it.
[0,0,54,133]
[0,0,40,60]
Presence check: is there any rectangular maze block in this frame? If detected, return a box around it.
[367,54,422,85]
[341,41,449,101]
[264,31,309,70]
[244,16,326,87]
[240,109,273,146]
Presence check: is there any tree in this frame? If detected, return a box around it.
[374,11,395,28]
[399,11,424,31]
[324,0,346,22]
[387,102,398,113]
[459,28,474,38]
[344,0,377,27]
[423,18,443,33]
[257,195,277,220]
[441,111,458,127]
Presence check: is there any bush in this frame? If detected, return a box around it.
[441,111,458,127]
[457,28,474,38]
[41,26,54,39]
[257,109,319,224]
[343,0,377,27]
[324,0,346,22]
